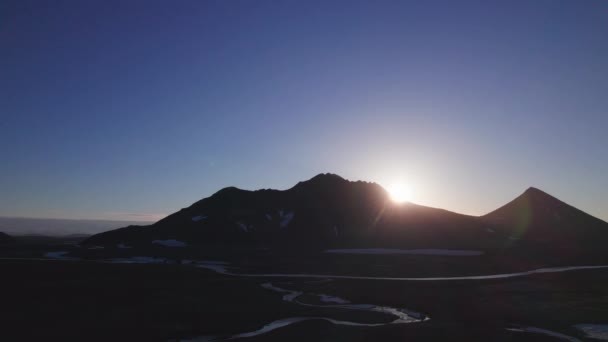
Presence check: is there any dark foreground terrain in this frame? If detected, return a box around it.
[2,251,608,341]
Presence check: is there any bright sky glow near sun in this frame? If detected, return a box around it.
[1,0,607,222]
[386,183,414,203]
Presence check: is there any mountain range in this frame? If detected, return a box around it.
[83,173,608,260]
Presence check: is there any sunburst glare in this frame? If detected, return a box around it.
[386,183,413,203]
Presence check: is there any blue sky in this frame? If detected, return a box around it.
[1,0,607,222]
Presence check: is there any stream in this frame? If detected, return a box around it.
[33,253,608,341]
[183,281,427,341]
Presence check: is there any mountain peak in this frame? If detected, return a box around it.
[484,186,607,232]
[523,186,549,196]
[308,173,346,182]
[291,173,348,189]
[524,186,542,193]
[484,187,563,220]
[520,186,562,204]
[210,186,246,198]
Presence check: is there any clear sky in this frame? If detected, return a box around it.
[1,0,607,222]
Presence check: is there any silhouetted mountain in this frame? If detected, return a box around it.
[84,173,492,249]
[83,174,608,256]
[483,187,608,249]
[0,232,14,244]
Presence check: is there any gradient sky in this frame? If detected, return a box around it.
[1,0,607,222]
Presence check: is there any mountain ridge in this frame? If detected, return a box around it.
[83,173,607,255]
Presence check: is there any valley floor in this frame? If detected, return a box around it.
[2,255,608,341]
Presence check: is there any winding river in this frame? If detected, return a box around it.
[183,281,427,341]
[186,261,608,340]
[33,253,608,340]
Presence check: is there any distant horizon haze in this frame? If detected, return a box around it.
[0,216,154,236]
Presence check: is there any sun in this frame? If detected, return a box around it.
[386,183,413,203]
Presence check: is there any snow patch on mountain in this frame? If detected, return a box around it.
[152,239,187,247]
[237,222,253,232]
[278,210,295,228]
